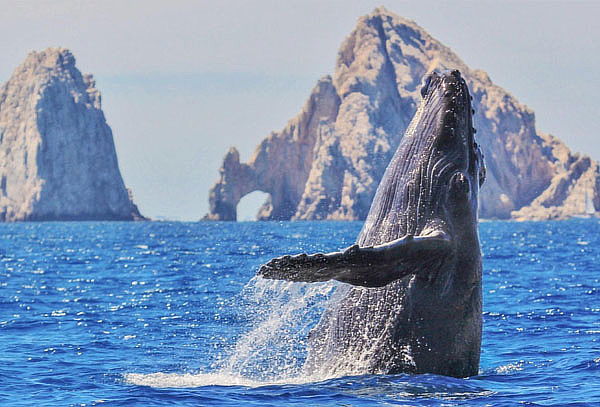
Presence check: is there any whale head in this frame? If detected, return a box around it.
[360,70,486,245]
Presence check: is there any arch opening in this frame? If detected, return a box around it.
[237,191,271,221]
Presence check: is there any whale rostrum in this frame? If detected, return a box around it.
[259,70,486,378]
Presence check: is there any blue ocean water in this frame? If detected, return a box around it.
[1,220,599,406]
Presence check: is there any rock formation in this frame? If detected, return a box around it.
[512,133,600,220]
[204,77,340,220]
[0,48,144,221]
[206,7,598,221]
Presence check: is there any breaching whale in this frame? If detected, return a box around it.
[259,70,486,378]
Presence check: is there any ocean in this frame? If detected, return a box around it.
[1,220,599,406]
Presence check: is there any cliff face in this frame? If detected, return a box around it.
[206,7,598,221]
[0,48,144,221]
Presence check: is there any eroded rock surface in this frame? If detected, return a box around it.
[204,76,340,220]
[0,48,144,221]
[512,133,600,220]
[206,7,597,221]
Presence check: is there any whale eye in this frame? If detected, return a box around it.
[420,72,439,98]
[451,172,470,197]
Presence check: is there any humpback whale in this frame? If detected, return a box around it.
[259,70,486,378]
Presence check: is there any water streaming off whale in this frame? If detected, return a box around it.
[126,277,345,386]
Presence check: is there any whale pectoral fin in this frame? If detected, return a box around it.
[258,250,348,284]
[258,233,452,288]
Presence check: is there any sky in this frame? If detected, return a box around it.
[1,1,599,220]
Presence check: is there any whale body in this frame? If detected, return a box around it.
[259,70,486,378]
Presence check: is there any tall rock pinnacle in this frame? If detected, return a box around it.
[206,7,599,221]
[0,48,144,221]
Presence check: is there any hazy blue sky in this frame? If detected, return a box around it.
[1,1,599,220]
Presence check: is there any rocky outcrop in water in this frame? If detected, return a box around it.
[512,133,600,220]
[0,48,144,221]
[206,7,598,221]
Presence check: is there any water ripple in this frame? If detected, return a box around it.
[1,220,599,406]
